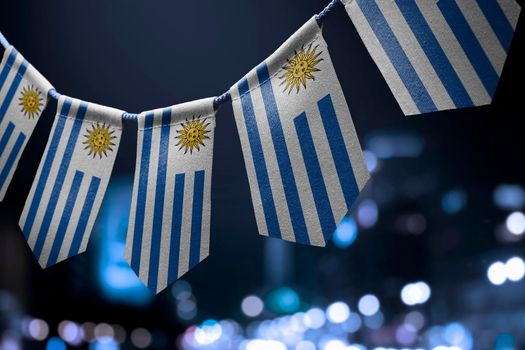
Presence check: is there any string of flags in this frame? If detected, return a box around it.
[0,0,520,294]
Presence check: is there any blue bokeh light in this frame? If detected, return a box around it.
[441,189,467,214]
[266,287,300,314]
[96,178,152,306]
[332,217,358,249]
[46,337,66,350]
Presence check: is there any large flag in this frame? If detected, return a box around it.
[342,0,521,115]
[125,98,215,293]
[0,46,53,201]
[19,96,123,268]
[230,17,369,247]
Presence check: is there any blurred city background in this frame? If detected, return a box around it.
[0,0,524,349]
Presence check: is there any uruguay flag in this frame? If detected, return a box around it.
[230,17,370,247]
[20,96,123,268]
[0,46,53,201]
[125,98,215,293]
[343,0,521,115]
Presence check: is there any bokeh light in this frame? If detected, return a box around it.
[487,261,507,285]
[401,282,431,305]
[28,319,49,341]
[357,200,378,228]
[266,288,300,314]
[46,337,66,350]
[326,302,350,324]
[332,217,358,249]
[194,319,222,345]
[506,212,525,235]
[130,328,151,349]
[441,189,467,214]
[505,257,525,282]
[357,294,380,316]
[304,308,326,329]
[242,295,264,318]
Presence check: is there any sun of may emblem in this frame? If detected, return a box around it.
[19,85,44,119]
[279,43,323,94]
[175,116,211,154]
[83,123,117,159]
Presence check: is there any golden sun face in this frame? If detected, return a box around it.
[175,116,211,154]
[19,85,44,119]
[279,43,323,94]
[82,123,116,159]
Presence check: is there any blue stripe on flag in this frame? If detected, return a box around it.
[438,0,500,96]
[23,99,72,238]
[46,170,84,266]
[238,78,281,238]
[68,176,101,257]
[294,112,336,241]
[189,170,205,269]
[355,0,437,113]
[131,113,154,273]
[32,103,88,258]
[0,131,26,190]
[0,60,29,124]
[0,50,17,92]
[0,122,15,158]
[318,94,360,210]
[395,1,473,108]
[475,0,514,52]
[148,108,171,291]
[168,173,185,282]
[257,63,310,244]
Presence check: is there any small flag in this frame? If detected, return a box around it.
[0,46,53,200]
[19,96,123,268]
[125,98,216,293]
[342,0,521,115]
[230,17,369,247]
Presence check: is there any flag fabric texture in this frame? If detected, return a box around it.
[342,0,521,115]
[0,46,53,201]
[230,17,370,247]
[19,96,123,268]
[125,98,216,293]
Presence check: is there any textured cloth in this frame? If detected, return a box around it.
[20,96,123,268]
[230,17,369,247]
[342,0,521,115]
[0,46,53,200]
[125,98,215,293]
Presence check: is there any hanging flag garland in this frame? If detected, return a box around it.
[125,98,216,294]
[230,17,369,247]
[342,0,521,115]
[19,96,123,268]
[0,0,521,293]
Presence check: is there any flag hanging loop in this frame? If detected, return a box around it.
[0,0,342,118]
